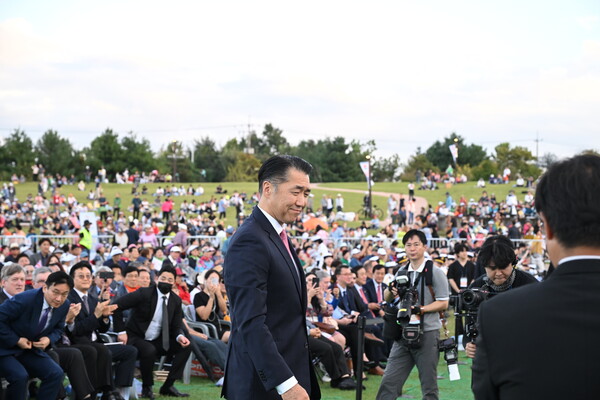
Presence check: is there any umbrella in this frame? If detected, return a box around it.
[303,217,329,232]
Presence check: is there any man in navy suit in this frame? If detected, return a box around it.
[223,155,320,400]
[472,154,600,400]
[0,271,73,400]
[364,264,388,317]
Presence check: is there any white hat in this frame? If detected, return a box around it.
[311,235,322,242]
[187,245,199,253]
[109,247,123,258]
[60,253,76,264]
[178,223,188,231]
[170,246,182,253]
[384,261,398,267]
[369,256,379,262]
[323,253,333,259]
[351,248,361,255]
[377,248,387,255]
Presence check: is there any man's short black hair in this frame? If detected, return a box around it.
[352,265,365,276]
[454,243,468,254]
[478,235,517,270]
[46,270,74,289]
[69,261,93,277]
[402,229,427,246]
[535,154,600,248]
[257,155,312,195]
[158,266,176,279]
[122,266,139,277]
[38,238,53,247]
[334,265,350,277]
[373,264,386,274]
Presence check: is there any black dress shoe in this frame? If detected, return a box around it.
[159,385,190,397]
[140,387,155,399]
[337,378,357,390]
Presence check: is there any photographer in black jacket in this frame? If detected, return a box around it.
[464,235,537,359]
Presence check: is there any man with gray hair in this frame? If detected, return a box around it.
[0,263,26,304]
[31,267,53,290]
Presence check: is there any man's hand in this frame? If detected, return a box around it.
[465,342,476,359]
[66,303,82,324]
[368,302,381,311]
[177,336,190,347]
[282,383,309,400]
[17,337,32,349]
[118,333,128,344]
[95,300,118,318]
[32,336,50,350]
[309,328,321,338]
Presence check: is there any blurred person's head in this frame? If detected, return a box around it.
[373,264,386,284]
[122,266,139,288]
[478,235,517,286]
[32,267,52,289]
[535,154,600,264]
[138,269,151,288]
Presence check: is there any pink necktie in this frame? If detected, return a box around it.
[279,230,294,260]
[359,287,368,304]
[377,284,382,303]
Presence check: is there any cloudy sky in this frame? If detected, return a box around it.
[1,0,599,163]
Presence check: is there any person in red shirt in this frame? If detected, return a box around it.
[174,267,191,305]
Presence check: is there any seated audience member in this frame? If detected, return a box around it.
[0,263,26,303]
[68,261,138,399]
[174,267,191,305]
[0,271,74,400]
[194,269,229,343]
[113,266,192,399]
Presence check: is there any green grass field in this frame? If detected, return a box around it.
[8,179,520,233]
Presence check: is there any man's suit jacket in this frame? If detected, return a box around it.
[0,290,9,305]
[112,286,185,341]
[222,206,320,399]
[364,279,387,305]
[338,285,368,315]
[67,290,110,345]
[0,288,69,356]
[472,259,600,400]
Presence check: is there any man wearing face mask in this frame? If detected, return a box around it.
[113,266,191,399]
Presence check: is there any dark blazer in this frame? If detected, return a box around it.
[472,259,600,400]
[112,286,185,341]
[222,206,320,399]
[67,290,110,344]
[0,290,9,305]
[0,288,69,356]
[364,279,388,304]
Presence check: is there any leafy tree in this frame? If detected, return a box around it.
[0,129,35,179]
[156,140,196,182]
[425,132,487,170]
[493,143,541,178]
[192,136,226,182]
[471,159,498,180]
[121,133,155,174]
[224,153,262,181]
[401,148,438,181]
[34,130,76,177]
[256,124,291,159]
[372,154,402,182]
[85,129,126,179]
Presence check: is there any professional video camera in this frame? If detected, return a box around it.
[383,271,422,347]
[455,288,493,342]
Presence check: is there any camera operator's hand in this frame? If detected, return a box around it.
[411,305,422,316]
[465,342,476,359]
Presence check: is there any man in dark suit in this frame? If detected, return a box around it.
[472,154,600,400]
[364,264,388,315]
[223,155,320,400]
[68,261,138,400]
[0,262,26,303]
[113,266,191,399]
[0,271,73,400]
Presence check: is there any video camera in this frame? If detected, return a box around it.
[455,288,493,342]
[383,271,422,347]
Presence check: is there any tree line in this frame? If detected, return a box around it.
[1,125,589,183]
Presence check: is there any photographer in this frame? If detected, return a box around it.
[463,235,537,359]
[377,229,449,400]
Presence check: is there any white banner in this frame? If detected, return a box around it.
[449,144,458,164]
[359,161,370,181]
